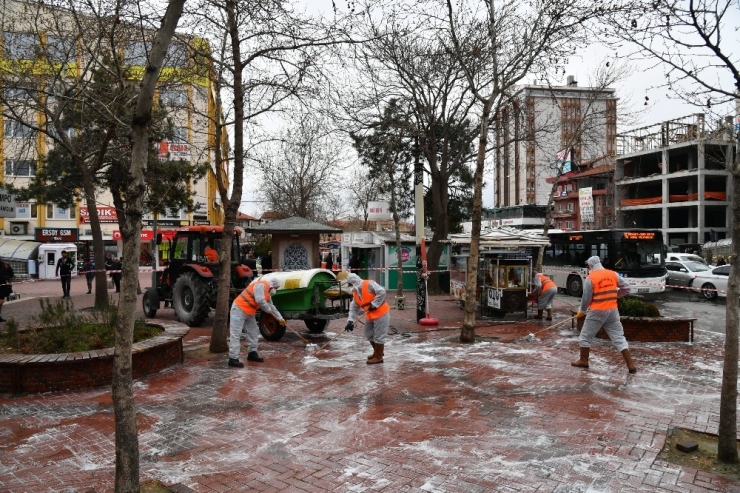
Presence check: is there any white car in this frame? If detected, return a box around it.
[693,265,730,300]
[666,253,708,265]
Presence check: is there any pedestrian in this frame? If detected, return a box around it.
[82,259,95,294]
[572,255,636,374]
[55,250,75,298]
[348,251,360,271]
[262,251,273,273]
[343,273,390,364]
[0,259,14,322]
[110,258,122,293]
[228,277,286,367]
[104,254,113,272]
[716,255,726,266]
[532,269,557,321]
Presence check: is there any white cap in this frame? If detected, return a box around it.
[586,256,602,267]
[346,273,362,286]
[268,278,281,289]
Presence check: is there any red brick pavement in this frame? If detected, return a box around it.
[0,276,738,492]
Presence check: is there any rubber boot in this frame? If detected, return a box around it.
[571,347,589,368]
[546,309,553,321]
[367,341,377,361]
[622,349,637,374]
[367,344,384,364]
[534,309,543,320]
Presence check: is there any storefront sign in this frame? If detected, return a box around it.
[193,219,211,225]
[367,201,392,220]
[35,228,78,242]
[113,230,157,241]
[579,187,594,223]
[158,140,191,161]
[0,188,17,218]
[79,206,118,223]
[143,219,189,227]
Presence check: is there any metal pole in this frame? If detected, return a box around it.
[151,213,157,288]
[414,137,426,322]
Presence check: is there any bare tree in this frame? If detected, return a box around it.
[604,0,740,464]
[348,166,386,230]
[339,7,480,293]
[443,0,600,342]
[184,0,361,353]
[253,113,347,220]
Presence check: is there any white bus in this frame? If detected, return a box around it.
[542,229,667,296]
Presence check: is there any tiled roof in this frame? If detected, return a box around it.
[248,216,343,233]
[236,212,258,221]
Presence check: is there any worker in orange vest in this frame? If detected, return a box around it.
[344,273,390,364]
[228,277,286,368]
[573,256,636,373]
[532,269,557,321]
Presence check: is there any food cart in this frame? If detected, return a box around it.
[449,227,550,318]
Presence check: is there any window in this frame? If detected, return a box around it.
[4,120,33,138]
[45,36,76,63]
[172,127,188,143]
[5,159,36,176]
[124,41,151,65]
[595,196,601,212]
[164,43,189,68]
[566,221,573,229]
[46,203,75,219]
[160,89,187,107]
[566,202,573,211]
[2,32,36,60]
[15,202,37,218]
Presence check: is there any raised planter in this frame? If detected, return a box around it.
[574,312,696,343]
[0,320,189,395]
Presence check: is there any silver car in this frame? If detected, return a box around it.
[693,265,730,300]
[665,260,711,289]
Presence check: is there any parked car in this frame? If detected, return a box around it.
[666,253,708,265]
[692,265,730,300]
[665,260,711,289]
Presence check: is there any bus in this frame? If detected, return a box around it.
[541,229,667,296]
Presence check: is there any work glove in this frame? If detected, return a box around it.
[575,311,586,319]
[344,321,354,332]
[279,318,287,327]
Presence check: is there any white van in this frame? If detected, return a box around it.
[665,253,707,265]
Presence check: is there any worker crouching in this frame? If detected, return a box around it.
[344,273,390,364]
[532,269,557,321]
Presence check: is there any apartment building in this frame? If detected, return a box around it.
[0,0,227,268]
[614,114,735,247]
[493,76,617,209]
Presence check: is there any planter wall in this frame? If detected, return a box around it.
[574,314,695,343]
[0,321,189,395]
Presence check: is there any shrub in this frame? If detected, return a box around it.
[0,298,161,354]
[618,297,661,317]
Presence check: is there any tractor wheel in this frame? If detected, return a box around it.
[258,312,286,341]
[142,289,158,318]
[305,319,328,333]
[567,275,583,297]
[173,272,212,327]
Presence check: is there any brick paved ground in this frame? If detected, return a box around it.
[0,274,737,492]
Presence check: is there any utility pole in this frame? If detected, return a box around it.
[414,137,426,322]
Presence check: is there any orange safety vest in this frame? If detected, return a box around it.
[537,273,556,293]
[588,269,619,310]
[234,279,271,315]
[353,280,390,320]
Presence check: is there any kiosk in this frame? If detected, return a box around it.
[37,243,78,280]
[449,227,549,318]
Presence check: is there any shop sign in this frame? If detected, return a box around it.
[158,140,190,161]
[143,219,189,227]
[0,188,16,218]
[79,206,118,223]
[35,227,78,242]
[113,230,156,241]
[193,219,211,225]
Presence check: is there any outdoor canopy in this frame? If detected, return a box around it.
[449,226,550,249]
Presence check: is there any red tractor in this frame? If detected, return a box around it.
[142,226,253,326]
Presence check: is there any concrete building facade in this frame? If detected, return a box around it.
[614,114,735,248]
[0,0,227,268]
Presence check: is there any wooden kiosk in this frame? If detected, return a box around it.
[449,227,550,319]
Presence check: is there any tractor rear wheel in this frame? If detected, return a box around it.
[305,319,328,333]
[173,272,211,327]
[258,312,286,341]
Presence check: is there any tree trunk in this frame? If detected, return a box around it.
[210,0,243,353]
[718,149,740,463]
[78,156,109,308]
[113,2,184,491]
[461,100,491,342]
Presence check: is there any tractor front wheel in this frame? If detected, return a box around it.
[305,319,328,333]
[142,289,158,318]
[173,272,212,327]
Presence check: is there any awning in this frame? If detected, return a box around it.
[0,238,42,260]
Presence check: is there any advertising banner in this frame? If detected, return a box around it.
[579,187,594,223]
